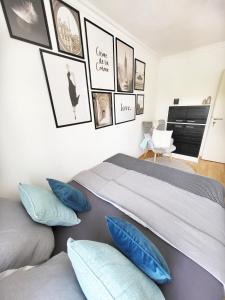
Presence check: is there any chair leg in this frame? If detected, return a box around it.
[154,153,157,163]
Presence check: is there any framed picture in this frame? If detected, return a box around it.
[40,49,91,128]
[92,92,113,129]
[85,19,115,91]
[114,93,136,125]
[136,94,144,115]
[50,0,84,59]
[116,38,134,93]
[134,59,146,91]
[1,0,51,48]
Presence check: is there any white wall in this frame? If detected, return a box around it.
[155,41,225,120]
[0,0,159,198]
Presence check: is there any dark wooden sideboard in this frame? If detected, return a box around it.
[167,105,210,157]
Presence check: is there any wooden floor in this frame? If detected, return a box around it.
[140,151,225,187]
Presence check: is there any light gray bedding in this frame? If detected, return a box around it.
[106,153,225,208]
[0,198,54,272]
[73,158,225,286]
[0,252,85,300]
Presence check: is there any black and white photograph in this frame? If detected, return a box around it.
[134,59,146,90]
[136,94,144,115]
[92,92,113,129]
[1,0,51,48]
[116,38,134,93]
[114,93,136,124]
[50,0,84,58]
[85,19,115,91]
[40,49,91,128]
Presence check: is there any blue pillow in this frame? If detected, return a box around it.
[47,179,91,213]
[106,216,171,284]
[18,183,80,226]
[67,238,165,300]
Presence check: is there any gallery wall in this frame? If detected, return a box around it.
[0,0,160,197]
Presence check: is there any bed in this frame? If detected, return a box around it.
[53,153,225,300]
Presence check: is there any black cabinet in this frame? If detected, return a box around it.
[168,105,209,124]
[167,105,209,157]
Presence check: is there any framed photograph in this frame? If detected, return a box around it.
[85,19,115,91]
[114,93,136,125]
[92,92,113,129]
[1,0,51,48]
[40,49,91,128]
[50,0,84,59]
[134,59,146,91]
[136,94,144,115]
[116,38,134,93]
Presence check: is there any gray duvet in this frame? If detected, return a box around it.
[73,154,225,286]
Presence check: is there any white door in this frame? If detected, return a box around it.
[202,70,225,163]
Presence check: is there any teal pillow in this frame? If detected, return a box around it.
[106,216,171,284]
[67,238,165,300]
[47,178,91,212]
[18,183,80,226]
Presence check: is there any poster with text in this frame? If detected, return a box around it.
[85,19,115,91]
[114,94,136,124]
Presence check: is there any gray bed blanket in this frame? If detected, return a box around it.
[105,153,225,208]
[73,160,225,286]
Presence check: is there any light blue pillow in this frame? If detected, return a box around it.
[67,238,165,300]
[47,178,91,213]
[106,216,171,284]
[18,183,80,226]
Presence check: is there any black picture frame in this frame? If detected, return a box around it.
[40,49,92,128]
[50,0,84,59]
[0,0,52,49]
[136,94,144,115]
[92,91,113,129]
[114,93,136,125]
[134,59,146,91]
[116,38,134,93]
[84,18,115,91]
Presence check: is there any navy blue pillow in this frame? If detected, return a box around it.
[47,179,91,213]
[106,216,171,284]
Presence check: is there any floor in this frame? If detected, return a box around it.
[140,151,225,187]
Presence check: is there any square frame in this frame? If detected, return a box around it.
[92,91,113,129]
[1,0,52,48]
[40,49,92,128]
[50,0,84,59]
[114,93,136,125]
[85,18,115,91]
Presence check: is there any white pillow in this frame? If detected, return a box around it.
[152,129,173,148]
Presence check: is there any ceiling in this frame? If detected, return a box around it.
[81,0,225,56]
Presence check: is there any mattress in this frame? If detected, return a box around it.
[53,180,224,300]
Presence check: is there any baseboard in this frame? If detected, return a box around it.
[164,153,199,162]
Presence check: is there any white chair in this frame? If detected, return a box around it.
[141,129,176,162]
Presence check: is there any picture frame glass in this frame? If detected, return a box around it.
[41,50,91,127]
[85,20,115,91]
[135,60,145,91]
[136,95,144,115]
[116,39,134,93]
[51,0,84,58]
[114,94,136,124]
[1,0,51,48]
[92,92,113,129]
